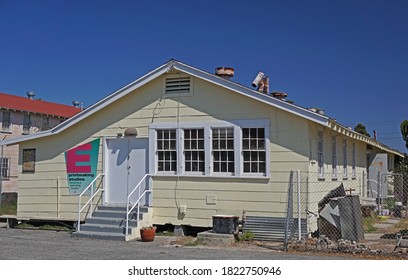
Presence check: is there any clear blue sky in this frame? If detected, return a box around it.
[0,0,407,152]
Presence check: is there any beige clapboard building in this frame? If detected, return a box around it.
[2,60,403,240]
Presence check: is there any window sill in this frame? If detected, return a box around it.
[343,177,348,180]
[1,130,12,134]
[152,173,270,181]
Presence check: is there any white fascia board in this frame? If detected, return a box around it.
[56,63,170,132]
[1,130,52,146]
[0,62,171,147]
[172,62,329,126]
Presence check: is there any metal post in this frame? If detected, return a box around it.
[284,171,294,251]
[377,171,381,215]
[297,170,301,241]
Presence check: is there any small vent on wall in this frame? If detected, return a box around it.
[165,76,191,94]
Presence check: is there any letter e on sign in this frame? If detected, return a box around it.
[66,143,92,173]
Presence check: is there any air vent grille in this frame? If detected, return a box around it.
[165,77,191,94]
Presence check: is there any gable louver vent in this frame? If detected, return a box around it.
[165,76,191,94]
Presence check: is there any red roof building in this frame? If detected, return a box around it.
[0,91,81,198]
[0,92,81,118]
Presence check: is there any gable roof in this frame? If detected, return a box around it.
[0,92,81,118]
[0,60,404,157]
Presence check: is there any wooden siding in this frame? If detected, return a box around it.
[16,72,370,227]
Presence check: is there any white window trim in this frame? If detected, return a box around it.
[317,131,324,179]
[332,135,337,179]
[351,141,356,178]
[149,119,270,179]
[342,139,348,178]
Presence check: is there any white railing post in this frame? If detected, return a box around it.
[77,173,104,232]
[125,174,152,236]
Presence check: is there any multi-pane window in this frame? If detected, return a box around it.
[23,114,31,133]
[243,128,266,174]
[152,121,269,177]
[212,128,234,173]
[343,139,348,177]
[2,111,11,131]
[157,129,177,172]
[332,136,337,178]
[318,131,324,177]
[0,157,10,178]
[41,116,50,130]
[352,142,356,177]
[184,129,205,172]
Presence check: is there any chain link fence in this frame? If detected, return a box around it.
[284,170,406,246]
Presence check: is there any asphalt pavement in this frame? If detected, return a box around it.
[0,224,348,260]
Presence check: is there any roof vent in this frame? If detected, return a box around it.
[252,72,269,94]
[271,91,288,101]
[27,91,35,99]
[215,67,234,80]
[72,101,81,108]
[165,76,191,94]
[309,108,325,115]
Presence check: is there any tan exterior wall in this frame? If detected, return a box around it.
[15,72,312,224]
[1,110,64,194]
[14,71,393,230]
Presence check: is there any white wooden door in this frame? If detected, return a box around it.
[105,138,148,204]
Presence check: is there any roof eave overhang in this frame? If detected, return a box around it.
[328,120,404,158]
[172,62,329,126]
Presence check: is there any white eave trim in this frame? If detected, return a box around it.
[172,62,329,126]
[1,60,330,146]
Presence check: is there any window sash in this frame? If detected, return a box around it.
[23,114,31,132]
[242,128,266,175]
[212,128,235,174]
[184,129,205,173]
[332,136,337,178]
[352,142,356,177]
[2,111,11,130]
[0,157,10,178]
[318,131,324,177]
[157,129,177,172]
[343,140,348,177]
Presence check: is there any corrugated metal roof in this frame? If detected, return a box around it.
[0,92,81,118]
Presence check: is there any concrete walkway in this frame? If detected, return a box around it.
[364,218,400,241]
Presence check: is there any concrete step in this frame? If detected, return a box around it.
[97,205,148,213]
[84,217,138,227]
[74,204,149,241]
[80,223,133,234]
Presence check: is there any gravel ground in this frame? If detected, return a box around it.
[0,224,348,260]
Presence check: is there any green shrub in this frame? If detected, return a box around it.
[238,231,254,242]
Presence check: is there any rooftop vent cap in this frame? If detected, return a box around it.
[215,67,234,80]
[27,91,35,99]
[309,108,325,115]
[72,101,81,108]
[252,72,264,88]
[271,91,288,100]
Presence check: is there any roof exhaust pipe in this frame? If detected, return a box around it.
[252,72,264,88]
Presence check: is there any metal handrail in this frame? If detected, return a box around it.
[126,174,152,235]
[77,173,105,232]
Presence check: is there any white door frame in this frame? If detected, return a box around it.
[103,136,149,205]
